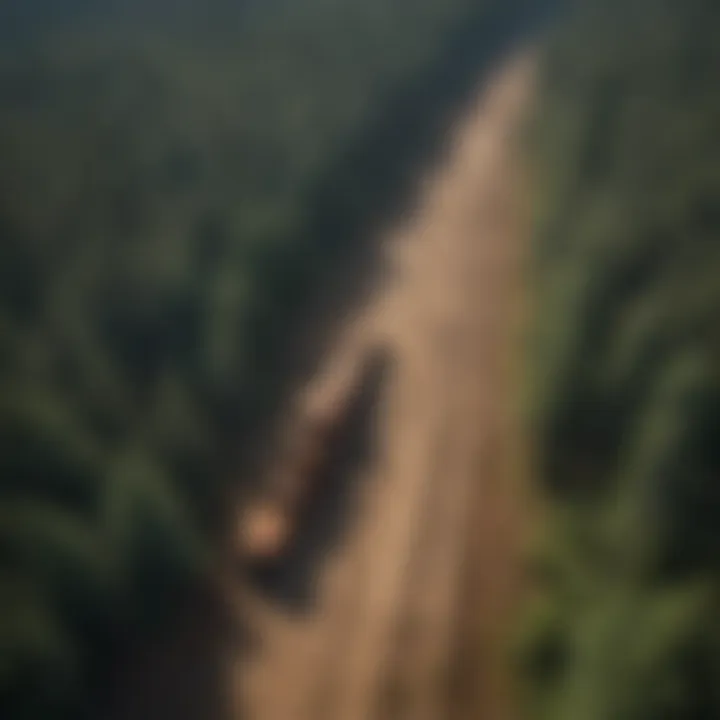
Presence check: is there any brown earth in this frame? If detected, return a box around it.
[108,47,537,720]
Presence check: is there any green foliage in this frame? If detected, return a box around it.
[0,577,84,720]
[536,583,715,720]
[102,444,203,622]
[522,0,720,717]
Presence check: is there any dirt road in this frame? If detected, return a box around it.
[234,50,536,720]
[108,47,536,720]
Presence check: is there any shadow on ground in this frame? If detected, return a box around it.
[245,347,395,615]
[105,587,250,720]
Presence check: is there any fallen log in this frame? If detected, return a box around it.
[239,344,390,561]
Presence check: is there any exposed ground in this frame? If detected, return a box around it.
[108,47,537,720]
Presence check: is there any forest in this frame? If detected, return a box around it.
[0,0,545,718]
[4,0,718,717]
[518,0,720,718]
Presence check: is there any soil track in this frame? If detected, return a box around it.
[108,47,536,720]
[236,49,536,720]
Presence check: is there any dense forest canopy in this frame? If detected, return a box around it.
[0,0,547,717]
[519,0,720,718]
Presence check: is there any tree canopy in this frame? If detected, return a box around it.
[518,1,720,718]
